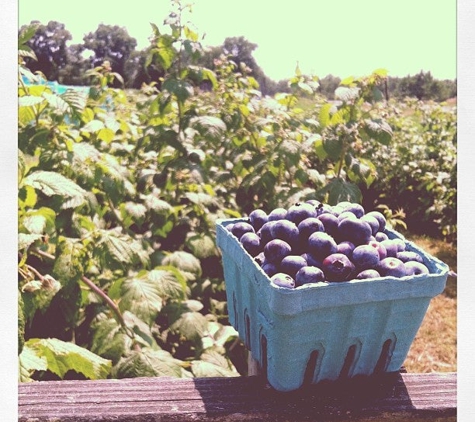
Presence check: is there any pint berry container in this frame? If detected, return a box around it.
[216,218,449,392]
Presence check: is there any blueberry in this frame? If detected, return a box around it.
[336,240,355,257]
[254,252,265,266]
[351,244,380,270]
[337,211,358,223]
[404,261,430,276]
[295,266,325,286]
[240,232,262,257]
[257,220,277,244]
[322,253,356,282]
[356,269,381,280]
[380,239,399,257]
[365,211,386,232]
[361,214,380,236]
[249,209,268,231]
[264,239,292,264]
[367,240,387,260]
[271,273,296,289]
[375,231,389,242]
[298,217,325,244]
[317,213,339,237]
[231,221,255,239]
[336,218,372,245]
[376,257,407,278]
[280,255,308,278]
[268,207,288,221]
[270,219,300,248]
[286,202,318,225]
[340,202,365,218]
[262,261,279,277]
[307,231,338,260]
[226,223,235,232]
[300,252,323,268]
[396,251,424,264]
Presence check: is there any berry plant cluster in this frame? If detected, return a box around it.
[227,201,429,289]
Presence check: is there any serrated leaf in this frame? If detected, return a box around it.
[361,119,393,145]
[91,317,133,364]
[323,178,362,205]
[191,354,239,378]
[162,251,202,279]
[187,234,218,259]
[18,343,48,382]
[82,119,105,132]
[335,86,360,102]
[18,233,43,250]
[162,78,193,102]
[113,348,184,379]
[19,95,45,107]
[96,230,150,268]
[53,236,85,282]
[169,310,209,343]
[119,274,166,324]
[190,116,227,141]
[143,195,173,214]
[23,171,87,202]
[22,207,56,234]
[26,338,112,380]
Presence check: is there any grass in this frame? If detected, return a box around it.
[403,234,457,373]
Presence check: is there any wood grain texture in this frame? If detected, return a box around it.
[19,372,456,421]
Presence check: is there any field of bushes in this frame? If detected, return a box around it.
[18,11,456,382]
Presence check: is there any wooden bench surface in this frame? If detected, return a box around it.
[18,372,456,421]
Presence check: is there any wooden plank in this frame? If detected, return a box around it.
[18,372,456,422]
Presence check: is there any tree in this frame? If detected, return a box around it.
[20,20,72,82]
[58,44,93,85]
[83,24,138,84]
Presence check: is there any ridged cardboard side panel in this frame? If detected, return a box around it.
[216,218,448,392]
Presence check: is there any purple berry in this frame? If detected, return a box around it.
[271,273,295,289]
[295,266,325,286]
[231,221,254,239]
[307,231,338,260]
[270,219,300,248]
[375,231,389,242]
[280,255,308,278]
[340,202,365,218]
[262,261,279,277]
[317,213,339,237]
[361,214,380,236]
[336,241,355,257]
[298,217,325,244]
[264,239,292,264]
[366,211,386,232]
[397,251,424,264]
[286,202,318,225]
[367,240,387,260]
[257,221,277,244]
[356,269,381,280]
[268,207,287,221]
[376,257,407,278]
[351,244,380,270]
[240,232,262,257]
[336,218,372,245]
[404,261,430,276]
[322,253,356,282]
[249,209,268,231]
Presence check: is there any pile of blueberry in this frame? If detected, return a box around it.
[226,200,429,289]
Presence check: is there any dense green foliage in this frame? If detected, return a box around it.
[18,1,456,382]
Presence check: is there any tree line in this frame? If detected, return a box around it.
[19,20,456,101]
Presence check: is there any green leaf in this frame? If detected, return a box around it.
[53,236,86,283]
[169,310,209,343]
[91,317,132,364]
[191,350,239,378]
[119,274,166,324]
[25,338,112,380]
[96,229,150,268]
[113,348,184,379]
[190,116,227,141]
[18,233,43,250]
[162,251,202,280]
[19,96,45,107]
[335,86,360,102]
[360,119,393,145]
[162,78,194,103]
[22,207,56,234]
[318,103,332,128]
[23,171,87,201]
[322,178,362,205]
[19,343,47,382]
[201,68,218,89]
[187,234,219,259]
[322,137,343,160]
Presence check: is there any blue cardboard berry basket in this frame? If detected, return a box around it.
[216,218,449,392]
